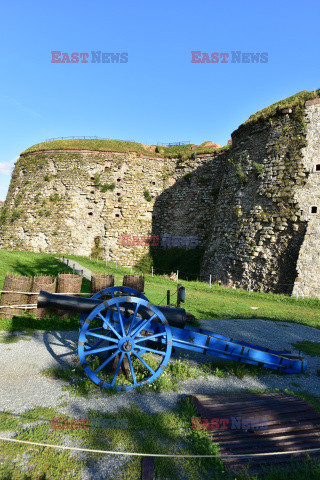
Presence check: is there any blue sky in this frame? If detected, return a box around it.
[0,0,319,200]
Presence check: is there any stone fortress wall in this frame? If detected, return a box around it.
[0,149,227,266]
[1,95,319,297]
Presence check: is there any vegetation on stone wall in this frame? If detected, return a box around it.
[235,163,247,183]
[143,189,152,202]
[10,210,21,222]
[253,162,265,175]
[100,182,115,192]
[158,143,230,160]
[91,236,104,259]
[234,88,320,134]
[48,193,61,204]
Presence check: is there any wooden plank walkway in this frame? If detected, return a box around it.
[188,392,320,473]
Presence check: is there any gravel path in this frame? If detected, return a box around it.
[1,318,320,416]
[56,256,92,280]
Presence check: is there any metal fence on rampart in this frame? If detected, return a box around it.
[44,137,191,146]
[45,136,136,142]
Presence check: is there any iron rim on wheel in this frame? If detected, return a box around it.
[78,296,172,391]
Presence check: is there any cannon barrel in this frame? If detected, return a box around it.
[38,290,103,314]
[37,290,186,328]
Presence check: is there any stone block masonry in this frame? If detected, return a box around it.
[0,149,226,268]
[200,101,320,296]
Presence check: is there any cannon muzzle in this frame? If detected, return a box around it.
[37,290,103,314]
[37,290,187,328]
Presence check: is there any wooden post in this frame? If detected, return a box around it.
[209,274,212,289]
[167,290,170,306]
[141,457,155,480]
[249,279,251,295]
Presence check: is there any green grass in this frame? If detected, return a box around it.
[158,143,230,160]
[290,340,320,357]
[236,88,320,131]
[21,139,154,156]
[0,250,320,333]
[0,329,34,343]
[20,138,230,161]
[42,354,210,396]
[66,254,320,329]
[1,395,320,479]
[42,353,286,399]
[0,398,225,480]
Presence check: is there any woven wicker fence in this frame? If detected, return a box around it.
[91,274,114,295]
[30,276,57,318]
[0,274,33,320]
[123,275,145,292]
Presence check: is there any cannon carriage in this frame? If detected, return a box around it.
[38,286,307,392]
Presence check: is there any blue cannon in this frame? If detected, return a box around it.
[38,287,307,391]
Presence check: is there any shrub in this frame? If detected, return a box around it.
[0,207,8,224]
[94,173,101,186]
[49,193,61,202]
[135,253,154,273]
[15,193,23,206]
[11,210,21,222]
[101,182,115,192]
[143,189,152,202]
[253,162,265,174]
[91,236,104,259]
[235,163,247,183]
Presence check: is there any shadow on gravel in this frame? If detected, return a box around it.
[42,330,79,368]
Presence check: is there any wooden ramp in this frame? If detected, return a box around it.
[188,392,320,473]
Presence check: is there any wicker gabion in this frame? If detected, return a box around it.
[91,274,114,295]
[0,274,33,320]
[57,273,83,317]
[30,276,57,318]
[122,275,145,292]
[57,273,83,294]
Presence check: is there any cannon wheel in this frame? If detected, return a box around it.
[78,296,172,391]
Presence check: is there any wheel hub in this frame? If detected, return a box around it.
[123,341,132,351]
[119,337,134,352]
